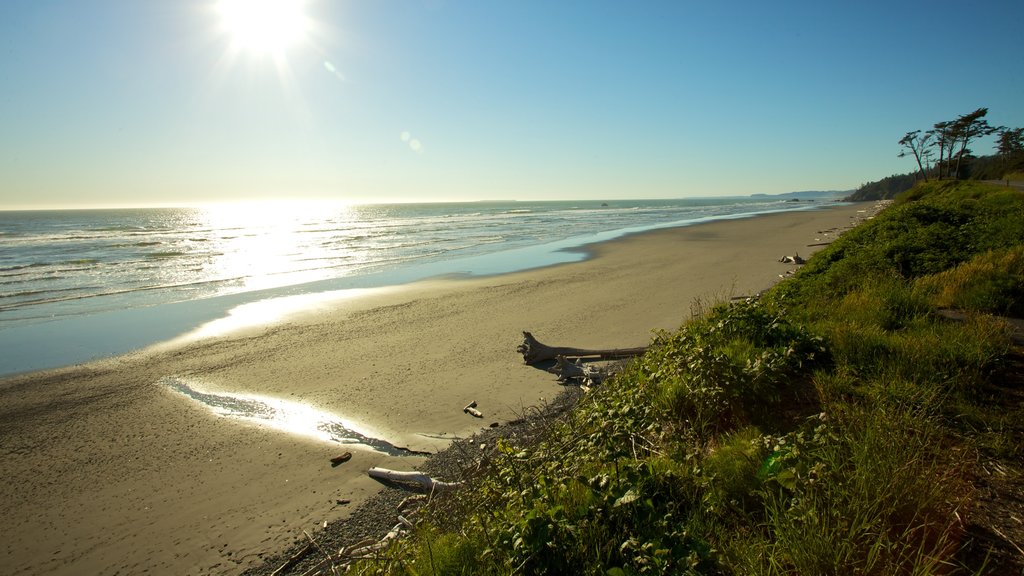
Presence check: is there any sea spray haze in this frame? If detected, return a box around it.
[0,195,839,375]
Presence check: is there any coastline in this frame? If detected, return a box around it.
[0,202,882,575]
[0,200,832,379]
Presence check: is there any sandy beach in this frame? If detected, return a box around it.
[0,202,879,575]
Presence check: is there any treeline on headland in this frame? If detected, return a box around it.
[327,182,1022,574]
[847,107,1024,201]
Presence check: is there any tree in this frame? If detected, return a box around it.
[952,108,998,180]
[929,121,953,179]
[902,107,1006,181]
[997,126,1024,157]
[898,130,934,181]
[997,126,1024,180]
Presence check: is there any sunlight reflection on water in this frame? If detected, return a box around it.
[162,376,424,456]
[198,201,360,294]
[178,287,393,340]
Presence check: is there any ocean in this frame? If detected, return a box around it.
[0,196,840,376]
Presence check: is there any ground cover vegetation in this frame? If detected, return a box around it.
[354,180,1023,575]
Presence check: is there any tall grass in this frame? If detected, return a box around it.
[750,406,965,576]
[916,246,1024,315]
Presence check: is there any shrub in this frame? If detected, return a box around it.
[645,300,827,439]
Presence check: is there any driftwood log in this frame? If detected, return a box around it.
[778,254,805,264]
[517,332,647,365]
[368,467,463,493]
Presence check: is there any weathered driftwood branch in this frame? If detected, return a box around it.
[548,355,605,386]
[296,524,405,576]
[778,253,805,264]
[272,493,430,576]
[398,494,426,512]
[345,523,404,557]
[271,541,313,576]
[463,400,483,418]
[368,467,463,493]
[517,331,647,365]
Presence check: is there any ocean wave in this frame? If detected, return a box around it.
[0,262,51,273]
[97,225,153,232]
[294,254,354,264]
[0,285,90,301]
[146,251,186,259]
[54,267,99,275]
[0,276,64,286]
[0,274,250,313]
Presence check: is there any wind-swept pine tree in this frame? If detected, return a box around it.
[952,107,998,180]
[898,130,934,181]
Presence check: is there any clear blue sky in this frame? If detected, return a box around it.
[1,1,1021,209]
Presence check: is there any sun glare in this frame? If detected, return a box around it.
[216,0,310,56]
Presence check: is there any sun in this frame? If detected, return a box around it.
[215,0,310,56]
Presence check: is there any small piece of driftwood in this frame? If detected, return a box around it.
[330,452,352,467]
[343,523,404,557]
[398,494,426,512]
[517,331,647,365]
[463,400,483,418]
[778,254,805,264]
[368,467,463,493]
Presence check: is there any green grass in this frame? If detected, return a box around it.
[916,246,1024,315]
[347,180,1023,575]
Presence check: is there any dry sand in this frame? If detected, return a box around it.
[0,202,880,575]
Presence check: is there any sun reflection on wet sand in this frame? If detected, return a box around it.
[163,376,425,456]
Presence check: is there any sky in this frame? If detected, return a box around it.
[1,1,1022,209]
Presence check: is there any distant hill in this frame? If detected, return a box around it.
[751,190,849,201]
[845,172,919,201]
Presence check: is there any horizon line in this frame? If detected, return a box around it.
[0,190,851,212]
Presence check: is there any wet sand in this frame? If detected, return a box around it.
[0,202,880,575]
